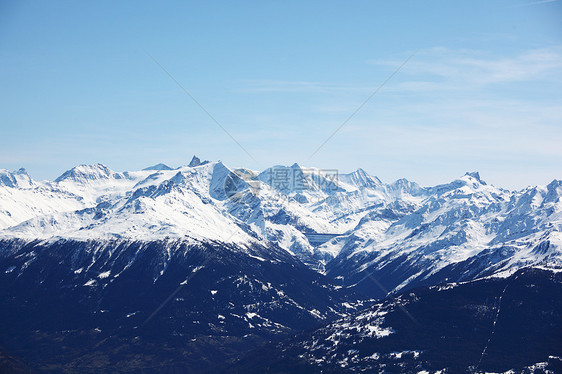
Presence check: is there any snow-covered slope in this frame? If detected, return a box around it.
[1,162,261,244]
[1,160,561,290]
[0,168,86,229]
[1,160,561,373]
[0,161,423,259]
[325,173,562,297]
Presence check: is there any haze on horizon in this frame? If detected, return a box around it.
[0,0,561,190]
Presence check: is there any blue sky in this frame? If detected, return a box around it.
[1,0,561,189]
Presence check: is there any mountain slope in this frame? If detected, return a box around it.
[1,162,561,292]
[1,160,561,372]
[222,267,562,373]
[0,237,364,373]
[324,174,562,298]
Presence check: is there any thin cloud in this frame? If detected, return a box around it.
[513,0,557,7]
[371,46,562,89]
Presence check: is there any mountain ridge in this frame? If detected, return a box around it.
[1,159,561,295]
[1,159,561,373]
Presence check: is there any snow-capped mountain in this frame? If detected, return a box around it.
[0,168,34,189]
[1,160,561,289]
[324,173,562,298]
[1,159,561,372]
[0,168,85,230]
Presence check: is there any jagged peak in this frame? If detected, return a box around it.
[0,167,29,176]
[189,155,210,167]
[0,168,34,188]
[389,178,425,196]
[262,163,306,172]
[547,179,562,189]
[354,168,381,182]
[391,178,417,187]
[544,179,562,203]
[463,171,486,185]
[189,156,201,167]
[340,168,382,187]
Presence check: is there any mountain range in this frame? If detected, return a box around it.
[0,157,561,373]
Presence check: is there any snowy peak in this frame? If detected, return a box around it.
[143,163,173,171]
[0,159,560,287]
[533,179,562,207]
[340,168,382,189]
[429,172,493,197]
[389,178,424,195]
[463,171,486,185]
[547,179,562,189]
[55,163,125,183]
[209,161,254,201]
[0,168,34,189]
[258,164,343,195]
[546,179,562,200]
[258,165,307,194]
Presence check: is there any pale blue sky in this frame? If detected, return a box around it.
[1,0,561,189]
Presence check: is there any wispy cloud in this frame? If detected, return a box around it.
[240,46,562,98]
[371,46,562,90]
[200,45,562,190]
[513,0,557,8]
